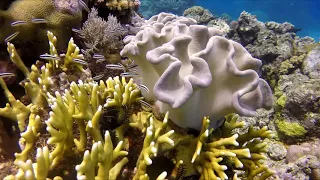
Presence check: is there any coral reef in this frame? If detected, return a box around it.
[227,11,316,88]
[183,6,231,35]
[105,0,140,11]
[207,19,230,34]
[204,9,320,180]
[183,6,215,24]
[0,12,274,179]
[273,73,320,143]
[2,0,319,178]
[0,31,143,179]
[302,45,320,78]
[89,0,140,25]
[91,0,140,11]
[121,12,273,131]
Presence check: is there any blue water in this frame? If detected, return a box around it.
[195,0,320,41]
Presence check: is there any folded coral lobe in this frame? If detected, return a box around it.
[120,12,273,131]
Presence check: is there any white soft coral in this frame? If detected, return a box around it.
[121,13,273,131]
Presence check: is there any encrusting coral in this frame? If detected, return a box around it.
[120,12,273,131]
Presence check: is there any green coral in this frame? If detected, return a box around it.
[276,94,287,109]
[276,119,307,137]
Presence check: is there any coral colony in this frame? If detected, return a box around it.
[0,0,319,179]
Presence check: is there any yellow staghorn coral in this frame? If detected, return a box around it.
[4,31,87,109]
[4,146,62,180]
[191,114,274,180]
[129,111,151,133]
[63,37,86,72]
[44,75,144,166]
[132,112,175,180]
[192,117,249,180]
[6,42,50,107]
[0,77,31,132]
[0,30,146,179]
[42,31,86,72]
[75,131,128,180]
[6,42,30,78]
[100,76,143,107]
[45,90,76,167]
[14,107,41,163]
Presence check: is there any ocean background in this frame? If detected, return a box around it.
[140,0,320,41]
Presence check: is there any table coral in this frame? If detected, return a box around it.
[120,12,273,131]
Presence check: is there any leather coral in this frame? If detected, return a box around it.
[120,13,273,131]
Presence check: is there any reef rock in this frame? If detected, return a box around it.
[228,11,316,89]
[275,73,320,142]
[302,46,320,79]
[183,6,215,24]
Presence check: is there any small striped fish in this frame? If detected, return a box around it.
[11,21,27,27]
[5,32,19,43]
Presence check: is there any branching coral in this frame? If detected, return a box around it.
[75,131,128,180]
[120,12,273,131]
[45,75,143,164]
[14,108,41,163]
[190,114,274,180]
[0,77,30,132]
[131,112,175,179]
[0,31,143,179]
[102,76,144,107]
[4,147,55,180]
